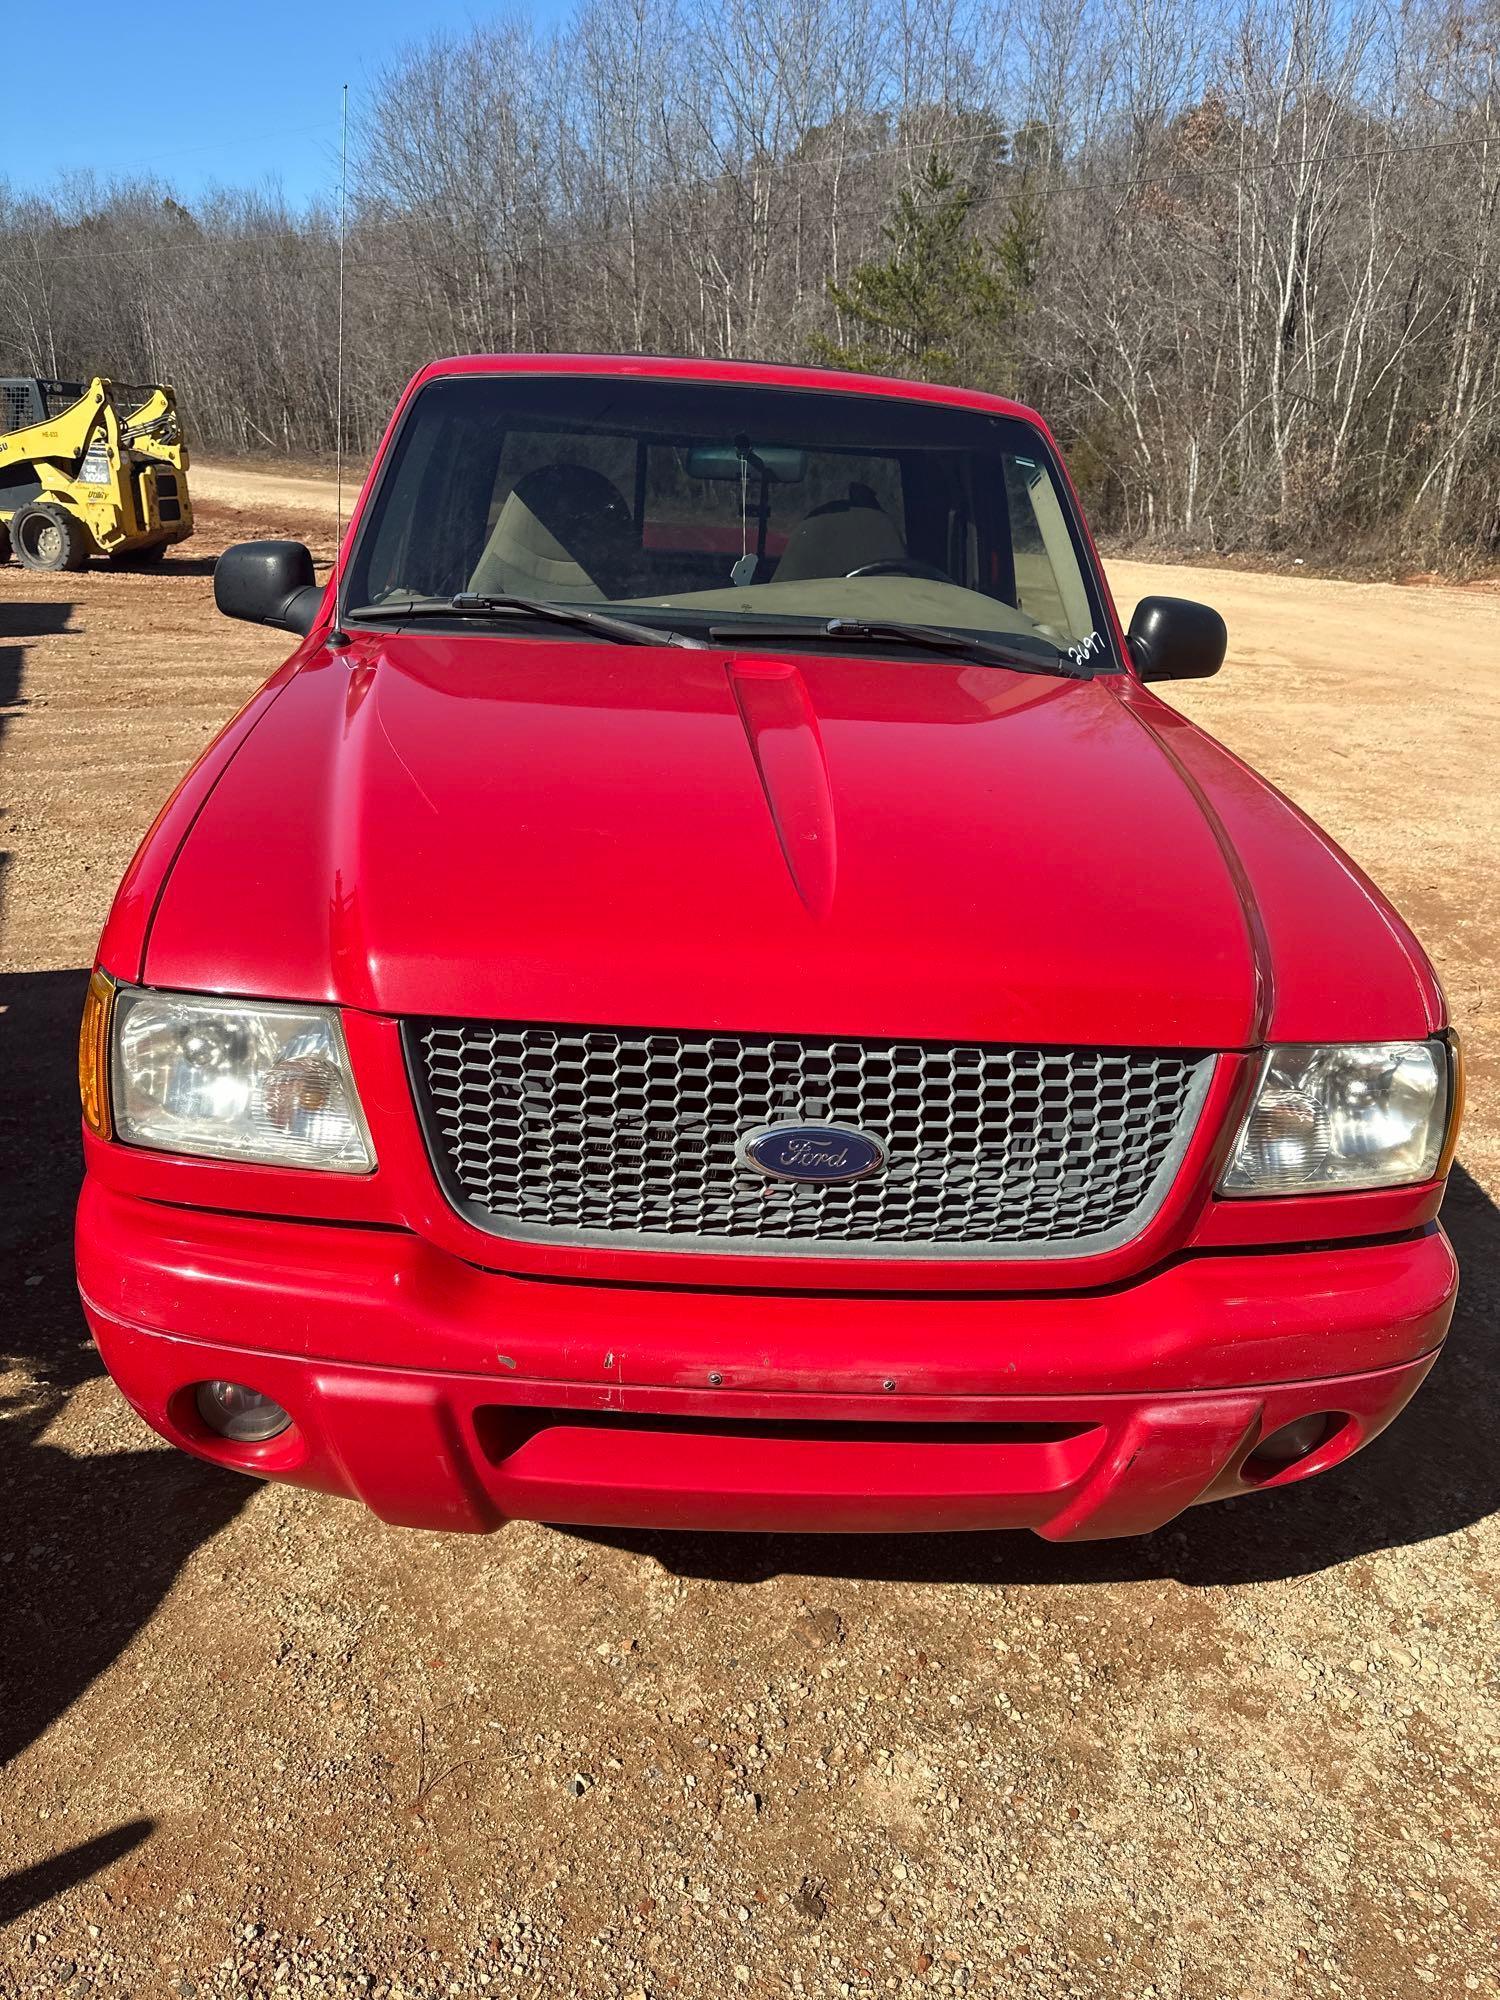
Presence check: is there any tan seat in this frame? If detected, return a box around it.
[774,493,907,582]
[469,463,635,600]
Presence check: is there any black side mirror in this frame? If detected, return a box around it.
[1127,596,1226,682]
[214,541,325,635]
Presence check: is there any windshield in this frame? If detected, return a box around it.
[345,373,1113,667]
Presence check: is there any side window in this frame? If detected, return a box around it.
[359,412,460,600]
[1003,454,1093,641]
[796,451,905,531]
[642,446,755,555]
[639,446,906,570]
[361,403,513,601]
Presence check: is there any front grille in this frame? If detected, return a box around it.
[408,1022,1213,1259]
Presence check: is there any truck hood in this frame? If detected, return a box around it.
[141,633,1438,1047]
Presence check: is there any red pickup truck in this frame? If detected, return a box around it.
[75,355,1462,1540]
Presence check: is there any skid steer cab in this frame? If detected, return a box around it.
[0,376,194,571]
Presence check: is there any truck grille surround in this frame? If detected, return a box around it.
[407,1022,1215,1260]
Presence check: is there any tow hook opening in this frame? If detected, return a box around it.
[1241,1411,1347,1485]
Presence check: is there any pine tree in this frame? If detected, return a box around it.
[810,151,1032,385]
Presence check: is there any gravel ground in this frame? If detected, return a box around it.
[1,488,1496,2000]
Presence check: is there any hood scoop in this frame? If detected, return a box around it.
[728,659,838,920]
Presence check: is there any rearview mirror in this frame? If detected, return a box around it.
[1127,596,1226,682]
[214,540,325,635]
[685,442,808,483]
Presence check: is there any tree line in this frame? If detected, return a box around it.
[3,0,1498,562]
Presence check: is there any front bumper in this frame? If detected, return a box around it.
[76,1180,1456,1539]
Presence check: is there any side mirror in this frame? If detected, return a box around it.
[1127,596,1226,682]
[214,540,325,635]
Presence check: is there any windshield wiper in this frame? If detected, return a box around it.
[707,617,1088,677]
[347,592,707,649]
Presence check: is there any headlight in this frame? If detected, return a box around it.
[111,988,374,1171]
[1220,1039,1456,1196]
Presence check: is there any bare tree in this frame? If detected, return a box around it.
[4,0,1499,562]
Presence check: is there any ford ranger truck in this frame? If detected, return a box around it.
[74,355,1463,1540]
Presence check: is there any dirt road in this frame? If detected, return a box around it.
[187,461,348,518]
[1,500,1495,2000]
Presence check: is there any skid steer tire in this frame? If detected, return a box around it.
[0,521,11,565]
[13,501,91,572]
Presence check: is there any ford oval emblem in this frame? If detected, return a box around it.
[739,1122,886,1183]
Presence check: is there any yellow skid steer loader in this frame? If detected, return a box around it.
[0,376,194,570]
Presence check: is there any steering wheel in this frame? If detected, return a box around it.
[845,557,953,583]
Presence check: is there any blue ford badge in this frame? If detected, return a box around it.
[740,1122,886,1183]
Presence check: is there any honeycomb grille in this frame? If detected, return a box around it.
[408,1022,1212,1258]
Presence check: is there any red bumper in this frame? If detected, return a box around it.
[76,1181,1456,1540]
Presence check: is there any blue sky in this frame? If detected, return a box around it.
[9,1,567,208]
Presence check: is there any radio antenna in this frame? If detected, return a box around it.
[330,81,351,646]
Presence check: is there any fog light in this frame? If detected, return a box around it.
[1251,1413,1331,1466]
[194,1379,291,1442]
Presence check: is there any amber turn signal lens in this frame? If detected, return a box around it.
[78,968,116,1138]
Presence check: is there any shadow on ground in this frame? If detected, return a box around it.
[100,553,219,577]
[0,964,249,1923]
[574,1167,1498,1589]
[0,585,244,1929]
[0,594,76,695]
[0,1823,157,1929]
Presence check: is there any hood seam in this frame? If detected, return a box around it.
[138,669,301,983]
[1108,687,1276,1045]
